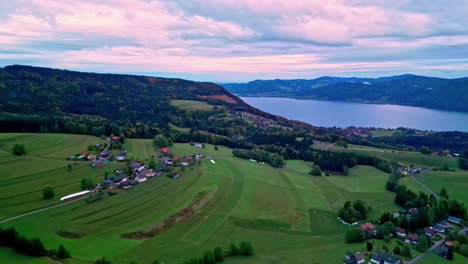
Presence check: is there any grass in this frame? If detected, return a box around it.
[417,171,468,205]
[0,134,465,264]
[418,252,467,264]
[170,100,214,111]
[0,248,49,264]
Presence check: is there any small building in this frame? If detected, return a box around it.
[343,251,357,264]
[447,216,462,225]
[359,223,376,236]
[405,234,418,245]
[116,151,127,161]
[395,227,406,237]
[95,143,102,147]
[161,148,169,153]
[108,174,128,183]
[437,221,451,228]
[140,169,156,178]
[193,143,203,148]
[112,136,119,141]
[100,151,112,160]
[181,162,190,166]
[195,153,203,159]
[92,160,105,167]
[163,157,172,165]
[155,171,162,176]
[168,173,180,179]
[130,161,145,171]
[370,251,401,264]
[78,151,89,158]
[424,227,437,237]
[444,241,454,247]
[87,154,96,160]
[135,174,147,183]
[432,224,445,233]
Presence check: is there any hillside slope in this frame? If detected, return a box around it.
[221,75,468,112]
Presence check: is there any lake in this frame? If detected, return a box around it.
[241,97,468,132]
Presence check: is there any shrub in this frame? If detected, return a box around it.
[12,144,26,155]
[309,165,322,176]
[42,186,54,199]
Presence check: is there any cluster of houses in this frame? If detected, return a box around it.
[103,161,162,189]
[397,166,432,176]
[91,150,112,167]
[343,250,402,264]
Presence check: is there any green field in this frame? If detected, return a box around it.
[417,171,468,205]
[0,133,465,264]
[0,133,401,264]
[170,100,214,111]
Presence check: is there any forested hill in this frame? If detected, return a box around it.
[0,65,318,138]
[221,75,468,112]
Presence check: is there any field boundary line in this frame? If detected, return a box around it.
[0,196,89,224]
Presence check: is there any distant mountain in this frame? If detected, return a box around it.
[221,74,468,112]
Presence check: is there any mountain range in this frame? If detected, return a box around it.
[221,75,468,112]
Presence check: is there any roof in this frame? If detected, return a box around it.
[161,148,168,152]
[448,216,462,222]
[136,175,146,180]
[93,160,105,165]
[371,251,400,264]
[355,252,364,261]
[424,227,437,235]
[445,241,454,247]
[359,223,375,230]
[396,227,406,233]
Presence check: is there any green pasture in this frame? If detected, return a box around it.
[417,171,468,205]
[1,134,463,264]
[170,100,214,111]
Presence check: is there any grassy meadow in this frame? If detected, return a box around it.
[170,100,214,111]
[0,133,465,264]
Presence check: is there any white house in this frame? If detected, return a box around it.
[135,175,147,183]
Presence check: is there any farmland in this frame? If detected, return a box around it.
[0,133,465,263]
[170,100,214,112]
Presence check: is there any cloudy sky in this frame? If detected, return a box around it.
[1,0,468,82]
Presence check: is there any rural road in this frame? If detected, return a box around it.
[0,195,90,224]
[409,173,440,199]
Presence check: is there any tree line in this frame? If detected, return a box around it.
[181,242,254,264]
[232,149,285,168]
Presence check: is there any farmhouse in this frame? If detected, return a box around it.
[140,169,156,178]
[78,151,89,158]
[106,174,128,183]
[87,154,96,160]
[116,151,127,161]
[193,142,203,148]
[447,216,462,225]
[370,251,401,264]
[130,161,145,172]
[395,227,406,237]
[100,151,112,160]
[437,221,451,228]
[359,223,376,236]
[342,251,364,264]
[432,223,445,233]
[92,160,105,167]
[424,227,437,237]
[405,234,418,245]
[135,174,147,183]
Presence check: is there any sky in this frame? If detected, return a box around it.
[1,0,468,82]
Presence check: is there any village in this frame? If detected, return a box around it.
[64,137,208,199]
[342,212,465,264]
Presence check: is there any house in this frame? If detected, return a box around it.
[140,169,155,178]
[87,154,96,160]
[92,160,105,167]
[444,241,454,247]
[108,174,128,183]
[163,157,172,165]
[193,143,203,148]
[184,154,193,161]
[354,252,364,264]
[405,234,418,245]
[78,151,89,158]
[437,221,451,228]
[395,227,406,237]
[424,227,437,237]
[112,136,119,141]
[95,143,102,147]
[116,151,127,161]
[393,212,400,218]
[130,161,145,172]
[359,223,376,236]
[447,216,462,225]
[173,155,179,160]
[155,171,162,176]
[195,153,203,159]
[408,208,419,216]
[343,251,357,264]
[100,151,112,160]
[370,251,401,264]
[161,148,169,153]
[181,162,190,166]
[159,162,168,170]
[168,173,180,179]
[135,174,147,183]
[432,224,445,233]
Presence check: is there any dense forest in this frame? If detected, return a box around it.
[222,75,468,112]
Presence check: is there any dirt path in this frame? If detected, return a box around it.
[0,195,90,224]
[410,174,440,199]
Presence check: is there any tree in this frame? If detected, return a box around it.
[239,241,254,256]
[309,165,322,176]
[420,146,432,155]
[440,187,449,199]
[42,186,54,199]
[416,235,429,252]
[402,246,411,257]
[203,251,215,264]
[446,247,453,260]
[214,145,219,151]
[366,241,373,252]
[227,243,239,256]
[393,245,401,255]
[12,144,26,155]
[81,178,94,190]
[67,164,72,171]
[345,228,365,243]
[57,244,70,259]
[213,247,224,262]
